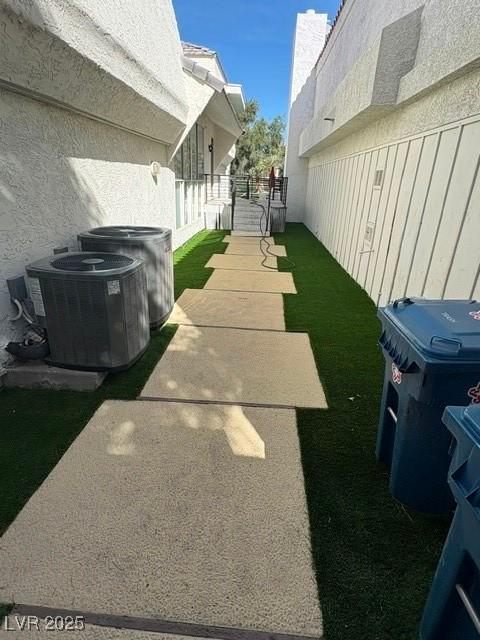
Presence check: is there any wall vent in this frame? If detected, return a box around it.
[374,169,384,188]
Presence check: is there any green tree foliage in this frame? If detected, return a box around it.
[234,99,285,177]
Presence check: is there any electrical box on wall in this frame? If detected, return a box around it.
[364,221,375,247]
[6,275,28,301]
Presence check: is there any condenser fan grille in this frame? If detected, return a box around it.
[52,253,134,272]
[89,226,166,237]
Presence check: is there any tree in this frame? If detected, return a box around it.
[234,100,285,177]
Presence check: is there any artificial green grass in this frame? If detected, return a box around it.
[0,225,448,637]
[275,223,449,640]
[0,229,227,537]
[174,228,226,297]
[0,604,12,620]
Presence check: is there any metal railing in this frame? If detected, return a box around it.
[204,174,288,205]
[205,174,233,201]
[204,174,288,232]
[234,175,288,204]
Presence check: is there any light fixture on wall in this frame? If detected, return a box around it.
[150,161,161,176]
[324,117,335,122]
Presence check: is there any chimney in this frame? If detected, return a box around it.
[288,10,328,108]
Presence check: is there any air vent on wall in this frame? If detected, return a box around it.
[374,170,384,188]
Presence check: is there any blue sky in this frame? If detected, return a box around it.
[173,1,341,122]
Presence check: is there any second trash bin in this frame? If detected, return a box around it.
[420,404,480,639]
[376,298,480,513]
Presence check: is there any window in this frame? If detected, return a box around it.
[174,148,183,178]
[173,124,205,180]
[173,124,206,229]
[189,127,197,180]
[183,133,191,181]
[175,181,183,229]
[197,125,204,177]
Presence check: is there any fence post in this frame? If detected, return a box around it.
[246,177,250,200]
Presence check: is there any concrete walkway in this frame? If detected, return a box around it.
[0,234,326,639]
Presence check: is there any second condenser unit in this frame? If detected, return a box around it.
[78,226,174,328]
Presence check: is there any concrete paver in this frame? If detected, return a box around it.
[141,325,327,408]
[223,236,275,245]
[225,244,287,256]
[206,254,278,272]
[169,289,285,330]
[205,269,296,294]
[0,400,323,637]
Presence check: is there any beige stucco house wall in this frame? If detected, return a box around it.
[286,0,480,305]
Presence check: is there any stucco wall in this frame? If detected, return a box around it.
[0,1,221,367]
[1,0,188,143]
[0,88,195,365]
[303,0,480,156]
[313,0,423,113]
[287,0,480,305]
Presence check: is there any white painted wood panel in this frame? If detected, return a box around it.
[405,126,461,297]
[305,115,480,306]
[379,137,423,307]
[443,155,480,298]
[365,145,395,295]
[371,142,409,305]
[352,151,376,278]
[424,120,480,298]
[338,156,356,261]
[356,148,381,285]
[340,154,361,265]
[333,158,350,259]
[390,133,439,300]
[347,152,372,273]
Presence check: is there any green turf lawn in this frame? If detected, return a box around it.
[275,223,450,640]
[0,225,448,637]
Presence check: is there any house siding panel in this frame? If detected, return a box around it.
[303,115,480,306]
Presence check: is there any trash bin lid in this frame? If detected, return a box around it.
[381,298,480,361]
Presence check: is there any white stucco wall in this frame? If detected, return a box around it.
[0,89,185,361]
[1,2,188,144]
[313,0,479,117]
[286,0,480,305]
[284,11,327,221]
[0,1,215,367]
[169,72,216,161]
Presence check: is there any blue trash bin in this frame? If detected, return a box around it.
[376,297,480,513]
[420,404,480,640]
